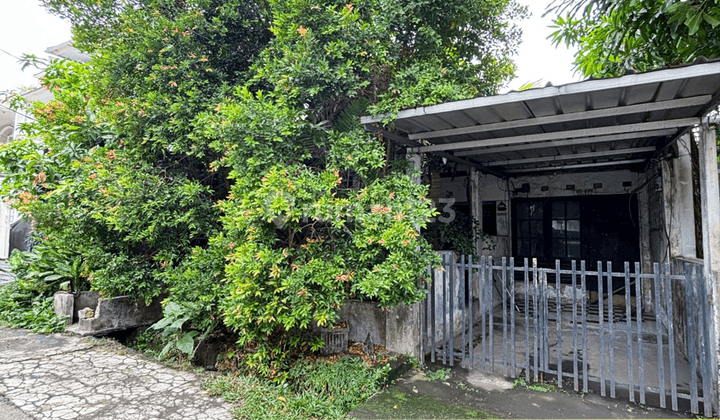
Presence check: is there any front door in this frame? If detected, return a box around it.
[512,195,640,271]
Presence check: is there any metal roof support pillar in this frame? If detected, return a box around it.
[407,147,422,186]
[698,119,720,414]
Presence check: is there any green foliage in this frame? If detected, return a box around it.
[425,367,451,381]
[206,355,388,419]
[512,377,556,393]
[150,301,212,358]
[1,0,526,373]
[8,241,90,294]
[423,211,492,258]
[0,243,89,334]
[549,0,720,77]
[0,282,67,333]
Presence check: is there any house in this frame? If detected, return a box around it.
[362,59,720,415]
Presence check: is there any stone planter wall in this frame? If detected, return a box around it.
[55,291,162,336]
[337,300,421,358]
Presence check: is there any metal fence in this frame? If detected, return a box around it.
[421,255,715,416]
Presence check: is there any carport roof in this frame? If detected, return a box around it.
[361,59,720,177]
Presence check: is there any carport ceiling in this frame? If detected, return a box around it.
[361,59,720,177]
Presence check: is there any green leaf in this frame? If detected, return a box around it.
[176,332,195,355]
[703,12,720,28]
[687,11,703,35]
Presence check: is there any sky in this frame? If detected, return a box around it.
[0,1,580,94]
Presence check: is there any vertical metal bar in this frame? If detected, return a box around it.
[461,254,467,366]
[664,263,677,411]
[635,262,646,405]
[697,265,713,418]
[502,257,508,377]
[421,266,429,366]
[543,269,549,374]
[572,260,579,392]
[624,262,634,403]
[598,261,606,397]
[508,257,517,378]
[442,254,448,365]
[533,258,539,381]
[469,255,474,369]
[510,257,516,378]
[684,263,699,414]
[449,254,455,367]
[556,259,563,388]
[431,262,436,363]
[489,256,494,373]
[481,255,487,371]
[607,261,616,399]
[524,258,530,383]
[539,269,545,376]
[653,262,666,409]
[581,261,588,393]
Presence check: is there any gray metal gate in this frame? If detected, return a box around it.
[421,255,715,416]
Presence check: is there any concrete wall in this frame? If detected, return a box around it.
[338,300,421,358]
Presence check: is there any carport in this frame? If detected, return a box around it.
[362,59,720,415]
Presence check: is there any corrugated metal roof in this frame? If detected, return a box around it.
[362,59,720,177]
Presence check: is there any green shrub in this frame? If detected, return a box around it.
[2,0,525,372]
[0,281,66,333]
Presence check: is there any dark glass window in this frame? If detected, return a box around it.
[482,201,497,235]
[515,199,543,257]
[551,200,581,259]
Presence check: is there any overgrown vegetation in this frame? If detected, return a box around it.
[205,355,389,420]
[0,248,69,333]
[0,0,525,372]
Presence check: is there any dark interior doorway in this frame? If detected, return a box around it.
[512,194,640,293]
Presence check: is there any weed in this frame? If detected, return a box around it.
[456,381,480,393]
[512,377,556,393]
[205,355,388,420]
[425,367,451,381]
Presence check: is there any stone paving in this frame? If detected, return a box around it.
[0,327,234,420]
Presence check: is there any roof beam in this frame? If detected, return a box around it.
[363,124,421,147]
[486,146,657,167]
[454,128,676,157]
[361,61,720,125]
[417,118,700,153]
[407,96,709,141]
[363,124,509,179]
[505,159,646,174]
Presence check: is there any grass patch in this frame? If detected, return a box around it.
[205,355,388,420]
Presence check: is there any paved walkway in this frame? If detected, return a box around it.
[0,328,233,420]
[352,363,694,419]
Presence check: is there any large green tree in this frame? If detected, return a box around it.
[548,0,720,77]
[3,0,525,371]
